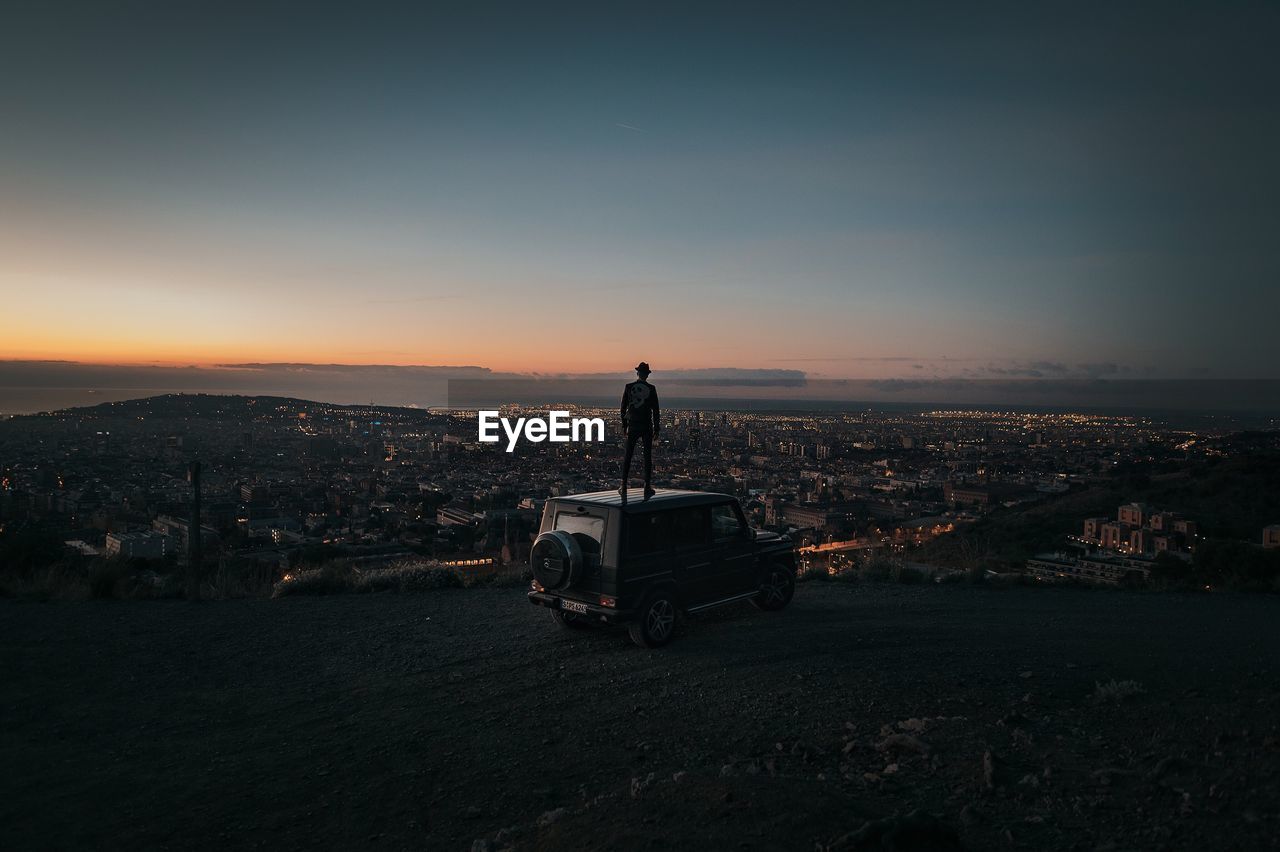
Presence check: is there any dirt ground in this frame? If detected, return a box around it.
[3,583,1279,851]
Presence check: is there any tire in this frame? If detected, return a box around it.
[753,563,795,611]
[550,608,590,629]
[629,591,678,648]
[530,530,583,591]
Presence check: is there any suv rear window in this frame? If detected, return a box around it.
[554,512,604,555]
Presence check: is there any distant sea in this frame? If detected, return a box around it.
[2,386,1278,432]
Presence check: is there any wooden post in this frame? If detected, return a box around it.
[187,461,202,599]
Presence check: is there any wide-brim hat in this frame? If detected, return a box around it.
[635,362,651,373]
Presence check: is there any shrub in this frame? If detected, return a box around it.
[380,563,463,592]
[1194,539,1280,591]
[862,557,899,582]
[0,562,90,601]
[986,571,1034,588]
[271,562,358,598]
[200,562,274,600]
[1092,679,1146,703]
[490,568,534,589]
[89,560,133,600]
[893,565,927,585]
[272,559,469,597]
[1147,552,1195,591]
[0,527,67,578]
[799,566,829,583]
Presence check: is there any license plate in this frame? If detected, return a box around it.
[560,599,589,614]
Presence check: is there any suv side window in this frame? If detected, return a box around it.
[669,506,710,550]
[711,503,745,541]
[626,512,669,556]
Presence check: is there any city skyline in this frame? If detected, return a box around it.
[2,2,1278,385]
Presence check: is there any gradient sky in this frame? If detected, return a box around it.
[1,1,1277,380]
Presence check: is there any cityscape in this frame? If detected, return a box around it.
[3,393,1277,597]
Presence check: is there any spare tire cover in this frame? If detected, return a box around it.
[531,530,583,590]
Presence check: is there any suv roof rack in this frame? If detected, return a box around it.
[554,488,732,512]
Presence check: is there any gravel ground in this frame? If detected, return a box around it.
[2,583,1279,851]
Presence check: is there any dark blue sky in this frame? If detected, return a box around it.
[1,1,1277,381]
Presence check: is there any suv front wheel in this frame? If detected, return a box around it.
[753,564,795,611]
[629,591,678,648]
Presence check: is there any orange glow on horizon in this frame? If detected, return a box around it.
[0,338,772,376]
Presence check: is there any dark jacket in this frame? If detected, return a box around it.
[621,380,660,434]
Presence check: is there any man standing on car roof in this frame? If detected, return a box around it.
[620,361,659,500]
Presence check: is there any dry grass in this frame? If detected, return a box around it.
[798,566,829,584]
[0,560,186,601]
[1,556,529,601]
[1092,678,1146,703]
[271,559,474,597]
[0,563,91,601]
[355,562,464,593]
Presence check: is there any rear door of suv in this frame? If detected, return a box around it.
[550,503,609,600]
[618,509,671,609]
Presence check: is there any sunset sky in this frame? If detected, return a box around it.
[2,2,1278,387]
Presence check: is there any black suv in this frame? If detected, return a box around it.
[528,489,795,648]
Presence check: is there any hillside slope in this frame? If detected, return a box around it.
[916,450,1280,571]
[2,585,1278,850]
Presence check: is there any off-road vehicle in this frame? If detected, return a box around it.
[527,489,795,648]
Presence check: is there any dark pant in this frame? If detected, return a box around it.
[622,429,653,489]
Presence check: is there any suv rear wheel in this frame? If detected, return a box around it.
[753,563,795,611]
[629,591,677,648]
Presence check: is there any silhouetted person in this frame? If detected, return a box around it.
[620,362,659,500]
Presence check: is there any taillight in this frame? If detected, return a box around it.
[599,595,617,608]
